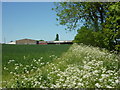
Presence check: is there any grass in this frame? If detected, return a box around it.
[2,44,120,88]
[2,44,71,81]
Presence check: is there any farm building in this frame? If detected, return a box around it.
[37,41,47,45]
[16,39,36,45]
[15,39,73,45]
[36,41,73,45]
[47,40,73,44]
[8,41,16,44]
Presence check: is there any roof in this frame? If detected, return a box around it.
[16,39,36,41]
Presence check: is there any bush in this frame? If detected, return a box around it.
[74,26,105,48]
[74,27,95,46]
[74,26,120,52]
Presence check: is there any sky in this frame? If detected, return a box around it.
[2,2,78,43]
[0,2,2,43]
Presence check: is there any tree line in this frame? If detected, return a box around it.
[53,2,120,52]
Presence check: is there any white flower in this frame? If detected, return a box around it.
[15,66,19,70]
[95,83,101,88]
[40,57,43,59]
[115,80,119,84]
[101,74,109,78]
[78,83,83,86]
[57,74,61,76]
[99,78,103,82]
[106,86,113,88]
[93,70,99,74]
[10,72,13,74]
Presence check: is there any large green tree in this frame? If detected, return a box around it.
[53,2,113,31]
[102,2,120,50]
[53,2,120,51]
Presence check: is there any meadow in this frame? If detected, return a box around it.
[2,44,71,81]
[2,44,120,88]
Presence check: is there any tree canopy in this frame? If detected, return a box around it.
[53,2,120,51]
[53,2,114,31]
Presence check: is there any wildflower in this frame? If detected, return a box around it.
[101,74,109,78]
[15,66,19,70]
[57,73,61,76]
[78,83,83,86]
[4,67,8,70]
[95,83,101,88]
[106,86,113,88]
[115,80,119,84]
[10,72,13,74]
[40,57,43,59]
[38,59,41,62]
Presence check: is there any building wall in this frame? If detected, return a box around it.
[16,39,36,45]
[38,41,47,45]
[47,41,73,44]
[16,39,73,45]
[8,42,16,44]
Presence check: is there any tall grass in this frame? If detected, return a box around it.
[2,44,120,88]
[2,44,71,81]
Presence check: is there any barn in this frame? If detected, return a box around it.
[16,39,36,45]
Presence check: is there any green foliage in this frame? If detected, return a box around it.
[39,40,44,41]
[115,45,120,52]
[73,2,120,51]
[74,27,95,45]
[54,2,120,51]
[74,26,105,48]
[102,2,120,50]
[53,2,113,31]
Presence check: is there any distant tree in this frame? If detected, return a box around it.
[55,34,59,41]
[39,40,44,41]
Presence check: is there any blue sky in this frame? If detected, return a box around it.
[2,2,78,43]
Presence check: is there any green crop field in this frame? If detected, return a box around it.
[2,44,71,81]
[2,44,120,88]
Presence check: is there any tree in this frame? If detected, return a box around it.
[53,2,114,31]
[39,40,44,41]
[55,34,59,41]
[74,26,105,48]
[53,2,120,51]
[74,26,95,45]
[102,2,120,50]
